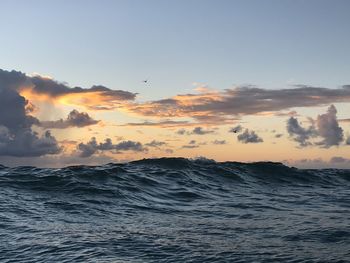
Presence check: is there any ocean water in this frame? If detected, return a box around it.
[0,158,349,263]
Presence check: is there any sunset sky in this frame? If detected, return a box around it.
[0,0,349,168]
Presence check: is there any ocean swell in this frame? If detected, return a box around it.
[0,158,349,262]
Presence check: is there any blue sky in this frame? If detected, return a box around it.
[1,0,349,99]
[0,1,350,167]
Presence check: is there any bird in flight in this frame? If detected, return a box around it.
[142,79,148,83]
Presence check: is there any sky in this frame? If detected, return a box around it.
[0,0,349,168]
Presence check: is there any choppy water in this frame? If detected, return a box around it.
[0,158,349,262]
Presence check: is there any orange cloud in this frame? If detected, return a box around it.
[123,85,350,124]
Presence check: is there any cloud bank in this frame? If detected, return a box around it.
[126,85,350,123]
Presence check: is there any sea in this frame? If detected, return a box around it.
[0,158,349,262]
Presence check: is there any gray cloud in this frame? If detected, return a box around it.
[287,117,317,147]
[0,72,61,157]
[346,136,350,145]
[127,85,350,123]
[237,129,263,144]
[287,105,344,148]
[330,156,350,163]
[315,105,343,148]
[145,140,167,148]
[176,127,215,135]
[39,110,99,129]
[77,137,147,157]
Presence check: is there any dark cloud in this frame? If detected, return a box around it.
[39,110,99,129]
[237,129,263,144]
[315,105,343,148]
[0,69,136,111]
[212,140,227,145]
[0,128,61,157]
[0,71,61,157]
[127,85,350,123]
[286,117,317,147]
[28,77,136,101]
[77,137,147,157]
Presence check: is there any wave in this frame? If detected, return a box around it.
[0,158,349,199]
[1,158,349,262]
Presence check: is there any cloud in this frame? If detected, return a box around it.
[176,128,187,135]
[287,105,344,148]
[125,84,350,123]
[212,140,227,145]
[315,105,343,148]
[189,140,196,145]
[330,156,350,163]
[0,69,136,111]
[182,145,199,149]
[181,139,204,149]
[145,140,167,148]
[39,109,99,129]
[191,127,215,135]
[346,136,350,145]
[77,137,147,157]
[176,127,215,135]
[165,149,174,154]
[0,73,61,157]
[237,129,263,144]
[120,120,190,128]
[0,128,61,157]
[287,117,317,147]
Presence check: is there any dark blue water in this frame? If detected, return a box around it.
[0,158,349,262]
